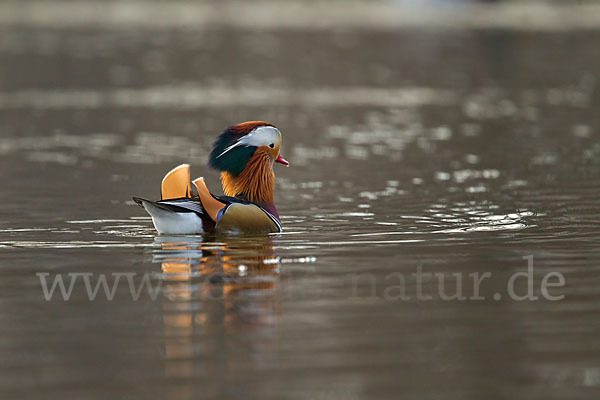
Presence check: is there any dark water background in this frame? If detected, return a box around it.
[1,1,599,399]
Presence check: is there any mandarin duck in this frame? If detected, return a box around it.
[133,121,289,234]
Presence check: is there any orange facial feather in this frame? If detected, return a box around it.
[220,148,275,204]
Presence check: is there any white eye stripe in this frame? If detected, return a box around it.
[217,126,281,158]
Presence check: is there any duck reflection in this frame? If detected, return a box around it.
[152,235,281,392]
[153,235,280,296]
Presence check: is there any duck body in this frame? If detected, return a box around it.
[133,189,282,235]
[133,122,288,235]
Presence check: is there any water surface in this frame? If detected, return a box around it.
[1,1,600,399]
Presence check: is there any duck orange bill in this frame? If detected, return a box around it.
[275,154,289,166]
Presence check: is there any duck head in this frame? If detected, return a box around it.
[209,121,289,205]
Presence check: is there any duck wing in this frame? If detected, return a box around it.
[131,196,215,234]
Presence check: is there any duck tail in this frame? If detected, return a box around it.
[131,196,211,234]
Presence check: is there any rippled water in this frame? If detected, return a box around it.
[1,1,600,399]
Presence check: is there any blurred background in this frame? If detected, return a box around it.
[1,1,599,399]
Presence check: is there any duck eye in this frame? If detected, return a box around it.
[269,143,275,148]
